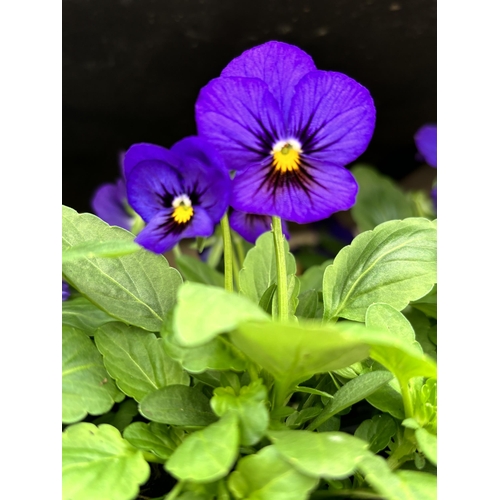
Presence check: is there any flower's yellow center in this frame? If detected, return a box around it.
[271,140,302,173]
[172,194,193,224]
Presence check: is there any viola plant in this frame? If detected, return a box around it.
[62,41,437,500]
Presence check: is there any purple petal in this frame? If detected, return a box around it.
[195,76,286,171]
[123,143,179,178]
[135,207,214,254]
[220,41,316,118]
[414,124,437,168]
[62,281,71,301]
[230,157,358,224]
[229,209,289,244]
[127,160,184,223]
[288,70,376,166]
[91,180,133,230]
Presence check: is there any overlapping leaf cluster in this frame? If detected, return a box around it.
[62,168,437,500]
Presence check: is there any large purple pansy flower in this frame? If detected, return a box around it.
[125,136,231,254]
[195,41,376,224]
[229,209,290,244]
[91,153,135,230]
[414,124,437,168]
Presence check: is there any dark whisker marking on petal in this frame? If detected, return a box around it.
[237,100,278,150]
[157,210,193,236]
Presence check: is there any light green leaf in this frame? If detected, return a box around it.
[62,296,117,335]
[404,308,436,360]
[62,205,183,332]
[166,412,240,482]
[175,254,225,287]
[228,445,318,500]
[415,427,437,466]
[298,261,330,293]
[62,423,150,500]
[351,165,417,232]
[123,421,183,460]
[62,240,141,262]
[269,430,369,479]
[139,385,217,426]
[354,414,397,453]
[295,290,320,319]
[62,325,123,424]
[396,470,437,499]
[239,231,296,304]
[411,284,437,319]
[173,282,269,347]
[230,321,372,404]
[323,218,437,322]
[307,371,394,431]
[211,380,269,446]
[94,322,189,402]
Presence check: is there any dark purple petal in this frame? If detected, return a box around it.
[288,70,375,166]
[414,124,437,168]
[230,157,358,224]
[229,209,289,244]
[196,76,286,171]
[123,143,179,179]
[171,136,231,222]
[127,160,184,223]
[62,281,71,301]
[220,41,316,117]
[91,180,133,230]
[135,207,214,254]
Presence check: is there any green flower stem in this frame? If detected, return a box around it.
[400,380,414,419]
[220,212,234,292]
[271,216,289,321]
[172,244,182,259]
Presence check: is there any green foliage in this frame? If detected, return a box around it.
[62,296,117,335]
[62,205,183,331]
[175,254,225,287]
[62,423,150,500]
[323,217,437,322]
[354,414,397,453]
[62,239,141,262]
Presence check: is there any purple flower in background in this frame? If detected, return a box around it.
[125,137,231,253]
[229,209,290,244]
[91,153,135,230]
[62,281,71,301]
[196,41,376,224]
[414,124,437,168]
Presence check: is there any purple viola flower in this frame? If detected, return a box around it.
[62,281,71,301]
[125,136,231,254]
[229,209,290,244]
[91,153,135,230]
[414,124,437,168]
[195,41,376,224]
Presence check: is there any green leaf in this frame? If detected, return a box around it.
[415,427,437,466]
[62,423,150,500]
[404,308,436,360]
[269,430,369,479]
[62,240,141,262]
[175,254,225,287]
[211,380,269,446]
[94,322,189,402]
[272,274,300,319]
[239,231,296,304]
[62,296,116,335]
[228,445,318,500]
[166,412,240,482]
[354,414,397,453]
[366,380,405,420]
[139,385,217,426]
[230,321,372,403]
[258,283,277,314]
[396,470,437,500]
[323,218,437,322]
[410,284,437,319]
[62,325,124,424]
[307,371,394,431]
[351,165,417,232]
[173,282,269,347]
[366,303,422,353]
[295,290,320,319]
[123,421,183,460]
[93,399,138,432]
[62,205,183,332]
[298,261,330,293]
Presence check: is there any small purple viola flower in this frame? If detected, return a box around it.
[414,124,437,168]
[91,153,135,230]
[62,281,71,301]
[229,209,290,244]
[125,136,231,254]
[195,41,376,224]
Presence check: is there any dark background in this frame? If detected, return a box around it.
[62,0,436,214]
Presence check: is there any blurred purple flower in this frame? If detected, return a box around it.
[62,281,71,301]
[229,209,290,244]
[196,41,376,224]
[414,124,437,168]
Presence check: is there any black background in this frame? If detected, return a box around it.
[62,0,436,214]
